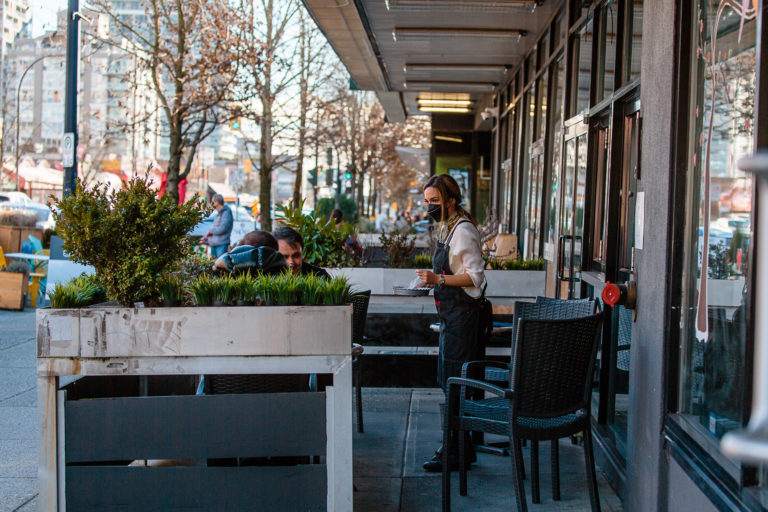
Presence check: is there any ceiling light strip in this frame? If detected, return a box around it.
[405,63,507,73]
[393,27,527,41]
[419,106,472,113]
[417,99,474,106]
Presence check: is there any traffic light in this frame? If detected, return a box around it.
[344,170,352,180]
[230,105,242,131]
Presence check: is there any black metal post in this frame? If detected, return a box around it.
[63,0,79,196]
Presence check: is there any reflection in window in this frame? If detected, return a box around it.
[574,18,594,115]
[627,1,643,81]
[600,1,618,101]
[679,0,755,447]
[545,57,565,252]
[537,71,548,142]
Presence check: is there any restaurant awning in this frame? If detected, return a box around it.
[301,0,558,121]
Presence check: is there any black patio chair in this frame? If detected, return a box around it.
[350,290,371,433]
[443,312,605,512]
[461,298,598,502]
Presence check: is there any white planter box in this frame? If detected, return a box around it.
[327,267,545,313]
[36,305,353,512]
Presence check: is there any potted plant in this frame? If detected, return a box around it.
[0,260,30,310]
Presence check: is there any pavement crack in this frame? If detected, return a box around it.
[398,389,414,512]
[12,492,38,512]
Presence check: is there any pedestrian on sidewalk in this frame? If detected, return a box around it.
[203,194,233,258]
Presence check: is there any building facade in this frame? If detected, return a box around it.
[304,0,767,509]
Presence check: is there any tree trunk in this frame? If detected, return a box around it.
[259,94,273,231]
[166,120,183,205]
[293,12,308,208]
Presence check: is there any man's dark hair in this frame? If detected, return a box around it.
[238,230,278,250]
[273,226,304,248]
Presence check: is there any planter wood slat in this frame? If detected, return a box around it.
[0,225,43,254]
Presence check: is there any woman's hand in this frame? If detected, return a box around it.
[415,269,437,286]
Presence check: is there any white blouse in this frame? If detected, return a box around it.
[443,220,486,299]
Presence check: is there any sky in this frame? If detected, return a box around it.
[32,0,68,37]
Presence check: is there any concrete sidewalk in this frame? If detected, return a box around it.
[0,309,37,512]
[354,388,623,511]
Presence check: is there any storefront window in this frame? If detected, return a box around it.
[545,57,566,254]
[678,0,756,448]
[536,71,549,142]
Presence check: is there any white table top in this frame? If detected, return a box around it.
[6,252,49,261]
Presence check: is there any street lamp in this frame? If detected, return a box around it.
[14,54,64,191]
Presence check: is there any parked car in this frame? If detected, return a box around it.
[0,192,55,230]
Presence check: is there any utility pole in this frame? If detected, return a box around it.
[63,0,80,196]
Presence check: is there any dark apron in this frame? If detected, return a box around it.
[433,221,485,391]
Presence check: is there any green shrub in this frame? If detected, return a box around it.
[412,253,432,269]
[379,230,415,268]
[317,196,359,224]
[2,260,31,275]
[275,200,358,268]
[0,208,37,227]
[52,176,208,306]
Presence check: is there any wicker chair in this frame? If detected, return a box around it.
[350,291,371,433]
[443,312,605,512]
[462,299,599,503]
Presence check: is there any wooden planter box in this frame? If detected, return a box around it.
[0,271,28,310]
[0,224,43,254]
[37,305,353,512]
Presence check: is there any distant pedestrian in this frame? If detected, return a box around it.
[330,208,344,226]
[204,194,233,258]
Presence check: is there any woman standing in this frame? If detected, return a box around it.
[415,174,488,472]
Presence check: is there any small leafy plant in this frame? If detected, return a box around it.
[503,258,546,271]
[275,200,359,267]
[158,274,186,306]
[49,274,106,308]
[412,253,432,269]
[379,230,415,268]
[189,273,217,306]
[0,209,37,227]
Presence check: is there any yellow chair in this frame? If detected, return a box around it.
[28,249,49,308]
[0,247,6,269]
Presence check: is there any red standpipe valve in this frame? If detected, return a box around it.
[602,281,637,309]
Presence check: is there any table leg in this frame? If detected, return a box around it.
[327,357,353,511]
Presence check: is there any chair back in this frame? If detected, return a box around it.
[0,246,5,269]
[512,313,603,419]
[28,235,43,254]
[34,249,49,275]
[530,296,597,317]
[350,290,371,345]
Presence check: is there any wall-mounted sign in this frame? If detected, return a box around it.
[62,132,75,167]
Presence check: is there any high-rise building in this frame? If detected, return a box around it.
[0,0,31,61]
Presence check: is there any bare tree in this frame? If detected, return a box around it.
[90,0,253,204]
[230,0,300,231]
[291,8,334,208]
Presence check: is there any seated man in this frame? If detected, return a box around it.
[273,227,330,279]
[213,230,287,275]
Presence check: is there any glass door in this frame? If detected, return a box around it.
[524,140,546,259]
[558,121,589,299]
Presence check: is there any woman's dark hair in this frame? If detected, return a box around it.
[330,208,344,224]
[423,174,476,225]
[238,230,278,250]
[273,226,304,248]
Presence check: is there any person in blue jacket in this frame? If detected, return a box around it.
[203,194,233,257]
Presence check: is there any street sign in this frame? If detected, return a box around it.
[228,167,245,187]
[62,132,75,167]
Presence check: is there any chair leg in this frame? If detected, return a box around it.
[459,429,468,496]
[583,426,602,512]
[510,435,528,512]
[551,439,560,501]
[442,401,452,512]
[531,440,540,504]
[354,359,364,433]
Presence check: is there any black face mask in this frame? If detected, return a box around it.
[427,203,442,222]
